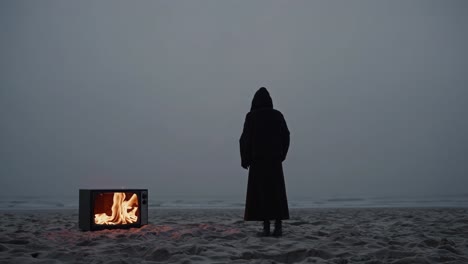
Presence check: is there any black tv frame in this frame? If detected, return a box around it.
[79,189,148,231]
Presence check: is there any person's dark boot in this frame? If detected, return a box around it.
[272,220,282,237]
[257,220,270,237]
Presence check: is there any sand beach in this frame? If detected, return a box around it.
[0,208,467,263]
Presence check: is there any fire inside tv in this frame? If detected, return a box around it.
[94,192,139,225]
[79,189,148,231]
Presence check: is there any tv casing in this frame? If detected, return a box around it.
[79,189,148,231]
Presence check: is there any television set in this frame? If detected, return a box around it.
[79,189,148,231]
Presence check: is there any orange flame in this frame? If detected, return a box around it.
[94,192,139,225]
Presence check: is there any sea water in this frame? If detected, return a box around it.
[0,193,467,210]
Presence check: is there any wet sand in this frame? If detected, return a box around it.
[0,208,467,263]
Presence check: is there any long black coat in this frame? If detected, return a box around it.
[240,88,290,221]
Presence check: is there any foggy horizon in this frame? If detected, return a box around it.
[1,1,467,199]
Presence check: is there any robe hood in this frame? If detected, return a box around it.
[251,87,273,111]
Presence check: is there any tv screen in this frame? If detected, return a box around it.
[92,191,140,226]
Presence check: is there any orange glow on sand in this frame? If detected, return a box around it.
[94,192,139,225]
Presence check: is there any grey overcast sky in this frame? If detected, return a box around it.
[1,0,467,198]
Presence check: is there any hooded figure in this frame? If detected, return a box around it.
[240,87,290,236]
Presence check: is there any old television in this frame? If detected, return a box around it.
[79,189,148,231]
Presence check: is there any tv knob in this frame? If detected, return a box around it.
[142,193,147,199]
[142,200,147,205]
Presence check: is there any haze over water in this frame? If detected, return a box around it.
[1,193,467,211]
[1,1,467,203]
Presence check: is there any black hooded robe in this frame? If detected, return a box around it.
[240,88,290,221]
